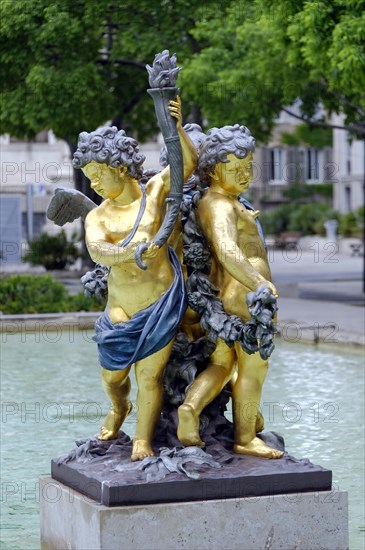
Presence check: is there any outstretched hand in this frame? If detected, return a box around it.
[168,96,182,129]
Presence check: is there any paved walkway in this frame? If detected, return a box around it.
[269,250,364,346]
[1,250,364,346]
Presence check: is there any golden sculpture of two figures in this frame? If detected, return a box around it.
[48,51,282,463]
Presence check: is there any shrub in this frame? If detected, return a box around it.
[259,203,297,235]
[67,292,105,313]
[0,274,68,314]
[288,203,338,235]
[260,202,338,236]
[24,230,81,270]
[339,206,364,237]
[0,274,104,314]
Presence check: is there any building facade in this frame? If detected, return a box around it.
[0,131,161,263]
[1,113,363,262]
[249,110,333,209]
[332,114,364,213]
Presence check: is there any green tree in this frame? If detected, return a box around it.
[180,0,365,140]
[1,0,364,169]
[1,0,219,265]
[281,124,332,149]
[0,0,216,195]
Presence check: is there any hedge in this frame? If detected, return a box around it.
[0,274,104,314]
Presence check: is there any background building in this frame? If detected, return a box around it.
[1,113,364,263]
[250,110,333,209]
[1,131,72,262]
[0,131,161,263]
[332,114,365,213]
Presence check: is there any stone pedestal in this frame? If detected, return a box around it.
[50,435,332,506]
[40,477,348,550]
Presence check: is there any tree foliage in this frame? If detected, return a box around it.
[24,230,81,270]
[338,206,364,237]
[180,0,365,140]
[1,0,364,150]
[0,0,208,143]
[0,0,212,204]
[281,124,332,148]
[260,202,338,236]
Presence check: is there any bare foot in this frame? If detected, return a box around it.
[98,402,132,441]
[255,410,265,433]
[177,404,205,447]
[131,439,155,461]
[234,437,284,459]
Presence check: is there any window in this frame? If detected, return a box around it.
[307,148,319,181]
[346,136,352,175]
[269,148,286,183]
[22,213,46,240]
[345,186,351,213]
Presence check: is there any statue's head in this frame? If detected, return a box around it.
[72,126,145,180]
[198,124,255,186]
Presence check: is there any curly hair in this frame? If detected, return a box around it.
[198,124,255,185]
[72,126,145,179]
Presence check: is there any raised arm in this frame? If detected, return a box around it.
[203,197,277,295]
[160,96,197,190]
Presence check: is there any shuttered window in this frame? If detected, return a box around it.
[0,196,22,263]
[269,148,286,183]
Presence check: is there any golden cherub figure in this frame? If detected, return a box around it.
[177,125,283,459]
[72,97,196,461]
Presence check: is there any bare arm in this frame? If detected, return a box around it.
[85,211,157,266]
[160,96,197,191]
[205,198,277,294]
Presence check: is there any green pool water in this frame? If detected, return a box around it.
[1,330,364,549]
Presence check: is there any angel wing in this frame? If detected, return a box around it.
[46,187,97,226]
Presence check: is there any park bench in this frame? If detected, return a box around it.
[274,232,302,250]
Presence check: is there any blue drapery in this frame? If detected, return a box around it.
[93,248,187,370]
